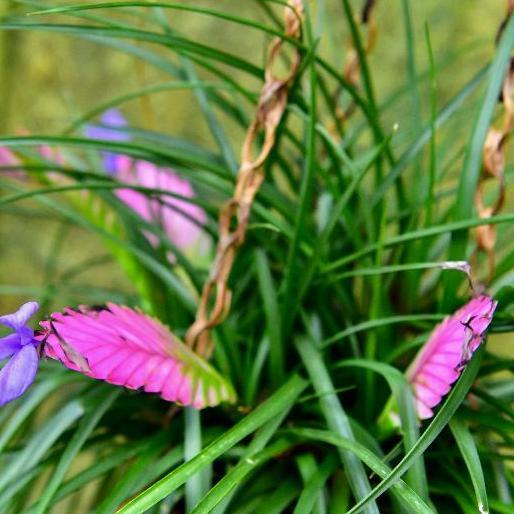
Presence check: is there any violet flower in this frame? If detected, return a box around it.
[84,109,130,174]
[0,302,40,406]
[407,295,497,419]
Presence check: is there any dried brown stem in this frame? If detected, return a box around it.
[185,0,304,356]
[331,0,379,133]
[473,4,514,284]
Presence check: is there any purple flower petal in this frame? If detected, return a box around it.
[84,109,130,175]
[0,334,22,360]
[103,153,122,175]
[101,109,127,127]
[0,302,39,331]
[0,344,39,407]
[84,108,129,142]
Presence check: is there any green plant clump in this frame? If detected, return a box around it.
[0,1,514,513]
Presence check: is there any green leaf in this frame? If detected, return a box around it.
[48,440,152,506]
[286,428,433,514]
[337,359,428,501]
[281,15,318,335]
[116,375,306,513]
[322,314,443,348]
[28,1,284,41]
[28,389,121,514]
[192,397,296,514]
[443,12,514,307]
[184,408,211,512]
[344,347,484,514]
[252,478,299,514]
[0,179,198,317]
[93,433,183,514]
[325,211,514,272]
[0,372,73,455]
[295,337,380,514]
[0,22,263,77]
[0,400,85,496]
[255,249,283,387]
[293,453,338,514]
[370,66,487,208]
[191,439,293,514]
[449,417,489,514]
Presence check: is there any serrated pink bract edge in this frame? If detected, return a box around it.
[36,303,236,408]
[407,295,497,419]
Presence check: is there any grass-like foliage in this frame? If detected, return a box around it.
[1,1,514,513]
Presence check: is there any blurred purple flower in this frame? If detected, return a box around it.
[407,295,497,419]
[0,302,40,406]
[84,109,130,174]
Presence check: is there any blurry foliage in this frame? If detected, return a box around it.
[0,2,504,314]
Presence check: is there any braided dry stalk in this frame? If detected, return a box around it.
[473,2,514,282]
[332,0,378,129]
[185,0,304,356]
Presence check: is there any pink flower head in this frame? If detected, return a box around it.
[407,295,497,419]
[0,147,25,179]
[36,304,235,408]
[39,145,66,167]
[0,147,19,167]
[83,109,207,251]
[113,156,207,250]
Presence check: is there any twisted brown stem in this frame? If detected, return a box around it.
[186,1,304,356]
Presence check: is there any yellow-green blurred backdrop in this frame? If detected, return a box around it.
[0,1,506,316]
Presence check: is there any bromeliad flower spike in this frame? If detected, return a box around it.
[0,302,40,407]
[407,295,497,420]
[37,304,236,408]
[112,156,207,250]
[85,109,208,251]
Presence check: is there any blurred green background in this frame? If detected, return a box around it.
[0,1,506,316]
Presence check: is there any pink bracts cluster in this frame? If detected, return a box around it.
[407,295,497,419]
[0,147,25,180]
[112,155,207,250]
[84,109,208,252]
[0,147,19,167]
[37,304,235,408]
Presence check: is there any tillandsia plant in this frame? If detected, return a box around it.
[1,1,514,513]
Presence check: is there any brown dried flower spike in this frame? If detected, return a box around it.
[472,1,514,282]
[473,54,514,280]
[185,1,304,357]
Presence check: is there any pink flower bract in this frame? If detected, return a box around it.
[113,155,207,250]
[0,147,19,167]
[37,304,235,408]
[407,295,497,420]
[0,147,26,180]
